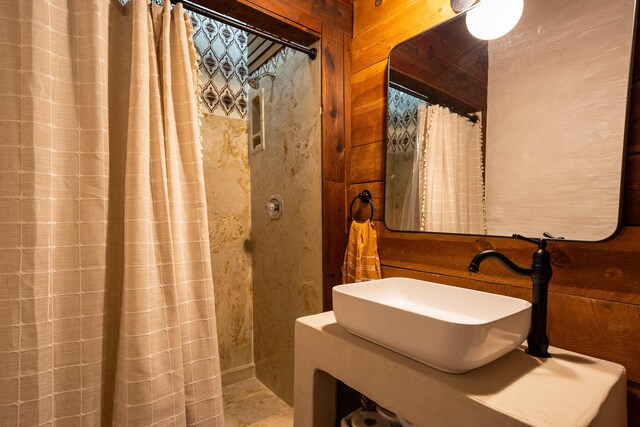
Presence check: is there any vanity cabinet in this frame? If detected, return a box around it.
[294,312,627,426]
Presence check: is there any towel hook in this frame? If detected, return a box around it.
[349,190,374,222]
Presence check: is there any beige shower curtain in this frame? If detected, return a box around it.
[419,105,486,233]
[0,0,224,425]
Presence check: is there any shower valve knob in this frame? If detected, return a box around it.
[265,195,284,219]
[266,200,279,215]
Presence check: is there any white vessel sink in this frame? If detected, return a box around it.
[332,278,531,373]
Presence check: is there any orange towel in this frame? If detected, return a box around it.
[341,220,382,283]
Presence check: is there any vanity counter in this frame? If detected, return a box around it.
[294,311,626,426]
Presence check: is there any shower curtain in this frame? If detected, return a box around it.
[418,105,486,233]
[0,0,224,425]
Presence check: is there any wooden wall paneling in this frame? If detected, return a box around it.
[629,382,640,427]
[237,0,354,35]
[347,181,384,222]
[352,98,386,146]
[412,19,487,82]
[390,44,486,111]
[633,30,640,153]
[623,37,640,224]
[625,154,640,225]
[353,0,425,37]
[376,224,640,305]
[544,295,640,384]
[323,181,348,310]
[351,61,388,115]
[634,28,640,80]
[321,23,350,310]
[198,0,320,45]
[351,0,454,73]
[380,265,530,298]
[350,58,386,147]
[347,0,640,420]
[344,31,353,136]
[322,27,347,183]
[349,141,385,184]
[344,31,353,221]
[389,68,483,114]
[380,266,640,384]
[200,0,353,41]
[629,80,640,155]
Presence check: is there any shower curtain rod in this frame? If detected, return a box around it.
[390,82,479,124]
[169,0,317,60]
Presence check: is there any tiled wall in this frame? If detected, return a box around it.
[201,114,252,377]
[189,12,248,118]
[189,12,254,379]
[249,45,322,404]
[386,87,422,152]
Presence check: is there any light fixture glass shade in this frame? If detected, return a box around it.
[466,0,524,40]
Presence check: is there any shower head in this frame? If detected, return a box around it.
[247,72,276,89]
[247,78,259,89]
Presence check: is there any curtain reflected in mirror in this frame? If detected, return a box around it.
[388,90,485,233]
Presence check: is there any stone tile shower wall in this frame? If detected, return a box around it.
[189,11,254,380]
[249,46,322,404]
[200,114,253,379]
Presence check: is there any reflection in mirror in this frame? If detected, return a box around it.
[385,0,636,241]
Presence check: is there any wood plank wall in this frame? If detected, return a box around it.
[342,0,640,423]
[390,16,487,114]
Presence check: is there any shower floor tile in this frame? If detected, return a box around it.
[223,377,293,427]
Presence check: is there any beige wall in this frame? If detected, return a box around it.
[249,47,323,404]
[485,0,633,240]
[201,114,254,376]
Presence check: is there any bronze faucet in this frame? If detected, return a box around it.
[468,234,551,358]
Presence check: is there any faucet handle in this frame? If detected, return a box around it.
[512,234,547,250]
[543,232,565,240]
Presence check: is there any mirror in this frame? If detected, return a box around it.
[384,0,636,241]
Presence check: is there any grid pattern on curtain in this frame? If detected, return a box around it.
[0,0,224,424]
[112,2,224,425]
[0,0,114,423]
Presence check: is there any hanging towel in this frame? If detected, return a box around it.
[342,220,382,283]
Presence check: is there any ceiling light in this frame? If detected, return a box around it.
[462,0,524,40]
